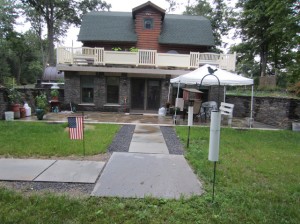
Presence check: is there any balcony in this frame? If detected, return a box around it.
[57,47,236,71]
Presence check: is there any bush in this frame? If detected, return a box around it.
[35,93,48,110]
[288,81,300,97]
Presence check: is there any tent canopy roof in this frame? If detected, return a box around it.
[171,64,253,86]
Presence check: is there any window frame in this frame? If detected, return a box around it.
[143,18,153,30]
[80,76,94,103]
[106,76,120,104]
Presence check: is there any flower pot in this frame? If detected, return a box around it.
[20,107,26,118]
[11,104,20,119]
[36,108,45,120]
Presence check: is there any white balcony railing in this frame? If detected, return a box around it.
[57,47,236,71]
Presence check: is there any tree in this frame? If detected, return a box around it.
[236,0,299,78]
[22,0,111,66]
[0,0,19,84]
[0,0,18,39]
[184,0,213,18]
[184,0,233,50]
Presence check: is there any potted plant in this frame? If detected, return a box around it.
[50,89,59,100]
[7,88,22,119]
[35,93,48,120]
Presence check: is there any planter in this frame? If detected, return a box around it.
[11,104,20,119]
[292,122,300,132]
[20,107,26,118]
[36,108,45,120]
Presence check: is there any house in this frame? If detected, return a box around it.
[57,1,236,113]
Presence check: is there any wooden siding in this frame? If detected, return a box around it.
[134,7,162,50]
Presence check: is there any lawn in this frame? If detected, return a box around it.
[0,124,299,223]
[0,121,120,157]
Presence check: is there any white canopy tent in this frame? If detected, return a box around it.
[170,64,254,127]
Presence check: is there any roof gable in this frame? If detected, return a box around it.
[132,1,165,19]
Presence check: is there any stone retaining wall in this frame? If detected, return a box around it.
[2,86,299,129]
[0,89,8,119]
[226,95,300,129]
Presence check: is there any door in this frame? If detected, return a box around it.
[131,79,145,109]
[147,80,160,110]
[131,78,161,111]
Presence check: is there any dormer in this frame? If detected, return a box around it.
[132,1,165,20]
[132,1,166,50]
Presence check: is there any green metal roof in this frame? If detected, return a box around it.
[78,12,215,46]
[159,14,215,46]
[78,12,137,42]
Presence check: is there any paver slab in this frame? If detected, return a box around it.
[35,160,105,183]
[0,159,55,181]
[131,133,164,143]
[129,142,169,154]
[92,152,203,199]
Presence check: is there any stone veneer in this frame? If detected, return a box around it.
[226,95,300,129]
[0,89,8,119]
[1,85,299,130]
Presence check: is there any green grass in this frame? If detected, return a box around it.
[0,125,299,223]
[226,89,299,99]
[0,121,120,157]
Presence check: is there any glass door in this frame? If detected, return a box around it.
[131,79,145,109]
[147,80,160,110]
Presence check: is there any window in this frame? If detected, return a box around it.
[81,76,94,103]
[144,18,153,29]
[107,77,119,103]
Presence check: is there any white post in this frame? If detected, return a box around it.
[208,111,221,162]
[174,82,180,124]
[223,86,226,102]
[188,106,193,127]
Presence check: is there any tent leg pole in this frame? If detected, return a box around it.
[224,86,226,102]
[174,82,180,124]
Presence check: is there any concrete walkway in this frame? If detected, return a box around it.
[92,125,203,199]
[0,125,203,199]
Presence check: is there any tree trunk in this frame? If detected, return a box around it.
[46,0,55,66]
[260,44,268,77]
[47,22,55,66]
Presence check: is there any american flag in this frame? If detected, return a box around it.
[68,116,83,140]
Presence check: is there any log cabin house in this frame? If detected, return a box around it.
[57,1,236,113]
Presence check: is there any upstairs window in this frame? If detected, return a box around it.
[144,18,153,29]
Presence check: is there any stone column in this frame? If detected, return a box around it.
[119,73,130,112]
[94,72,106,111]
[64,72,80,105]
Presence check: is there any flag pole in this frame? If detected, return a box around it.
[82,111,85,156]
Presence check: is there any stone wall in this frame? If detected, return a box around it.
[0,89,8,119]
[226,95,300,129]
[0,88,51,119]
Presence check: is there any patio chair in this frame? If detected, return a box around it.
[199,101,217,121]
[220,102,234,126]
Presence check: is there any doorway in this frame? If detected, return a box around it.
[131,78,161,111]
